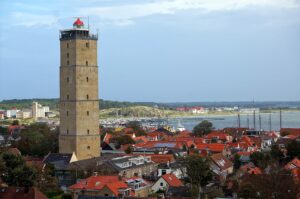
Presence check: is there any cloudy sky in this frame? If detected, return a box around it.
[0,0,299,102]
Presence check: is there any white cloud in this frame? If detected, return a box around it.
[7,0,300,28]
[79,0,300,25]
[11,12,59,28]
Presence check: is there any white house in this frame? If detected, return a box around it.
[151,173,183,193]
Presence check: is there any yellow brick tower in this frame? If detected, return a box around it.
[59,18,101,160]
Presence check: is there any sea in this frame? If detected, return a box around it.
[165,111,300,131]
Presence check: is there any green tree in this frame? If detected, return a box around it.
[13,123,58,157]
[36,164,60,194]
[12,120,20,125]
[250,151,271,169]
[0,152,36,187]
[193,120,213,137]
[185,155,212,197]
[126,121,146,136]
[0,126,8,134]
[205,187,224,199]
[125,145,133,154]
[286,140,300,160]
[270,144,284,163]
[233,154,241,170]
[237,168,299,199]
[110,135,135,148]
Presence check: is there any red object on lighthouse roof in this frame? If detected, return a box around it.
[73,18,84,26]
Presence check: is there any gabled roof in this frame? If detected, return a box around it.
[161,173,183,187]
[280,128,300,136]
[145,154,175,163]
[205,132,230,140]
[196,143,226,153]
[285,157,300,170]
[69,175,129,196]
[43,153,72,170]
[6,147,21,156]
[210,153,233,171]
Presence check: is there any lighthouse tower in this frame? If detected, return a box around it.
[59,18,101,160]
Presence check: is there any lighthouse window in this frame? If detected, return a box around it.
[86,94,89,100]
[86,77,89,82]
[67,53,69,58]
[87,111,89,116]
[67,111,69,116]
[86,61,88,66]
[86,42,89,48]
[67,129,69,134]
[67,43,69,48]
[87,146,90,150]
[67,77,69,82]
[67,60,69,65]
[87,129,90,134]
[67,94,69,100]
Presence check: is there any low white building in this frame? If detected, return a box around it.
[5,109,20,118]
[16,109,32,119]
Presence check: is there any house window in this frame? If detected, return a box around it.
[104,194,109,197]
[87,146,90,150]
[87,129,90,134]
[160,182,163,186]
[86,42,89,48]
[87,111,89,116]
[86,61,88,66]
[67,53,69,58]
[86,95,89,100]
[86,77,89,82]
[66,111,69,116]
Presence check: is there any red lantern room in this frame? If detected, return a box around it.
[73,18,84,29]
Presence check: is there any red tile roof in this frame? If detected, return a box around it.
[68,175,129,196]
[210,153,233,171]
[291,168,300,184]
[196,143,226,153]
[133,136,148,143]
[161,173,183,187]
[205,132,230,141]
[285,157,300,170]
[280,128,300,136]
[145,154,175,163]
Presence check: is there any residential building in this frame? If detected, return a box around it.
[151,173,183,193]
[124,177,152,197]
[210,153,233,183]
[68,175,132,198]
[103,155,157,178]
